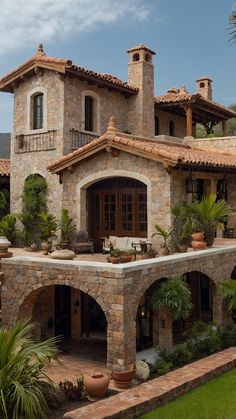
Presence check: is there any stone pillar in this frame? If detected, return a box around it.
[212,289,224,325]
[158,309,173,348]
[222,120,227,137]
[107,312,136,372]
[186,106,193,137]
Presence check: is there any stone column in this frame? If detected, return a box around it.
[158,309,173,348]
[212,289,224,325]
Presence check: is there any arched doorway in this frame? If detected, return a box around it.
[19,285,107,353]
[87,177,147,251]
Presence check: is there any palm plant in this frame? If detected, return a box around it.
[190,194,235,246]
[0,319,59,419]
[0,213,18,245]
[59,209,76,245]
[152,276,193,320]
[39,212,58,242]
[152,224,173,253]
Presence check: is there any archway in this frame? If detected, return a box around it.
[19,285,107,359]
[87,177,147,251]
[136,272,215,351]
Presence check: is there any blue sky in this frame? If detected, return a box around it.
[0,0,235,132]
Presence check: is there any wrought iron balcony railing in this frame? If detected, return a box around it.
[70,129,99,150]
[14,130,57,153]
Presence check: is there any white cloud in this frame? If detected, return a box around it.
[0,0,150,57]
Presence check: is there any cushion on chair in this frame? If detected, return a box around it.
[115,237,128,250]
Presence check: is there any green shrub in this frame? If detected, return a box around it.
[218,325,236,349]
[186,322,221,359]
[168,343,192,367]
[152,359,173,376]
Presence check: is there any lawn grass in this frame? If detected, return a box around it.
[141,367,236,419]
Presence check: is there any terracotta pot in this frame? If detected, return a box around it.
[158,246,169,256]
[191,232,204,241]
[84,372,110,401]
[204,231,215,247]
[191,240,207,250]
[0,236,11,252]
[112,366,136,389]
[41,240,52,255]
[120,255,133,263]
[178,244,188,253]
[110,256,120,264]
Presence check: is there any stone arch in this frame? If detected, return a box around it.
[17,280,109,323]
[76,170,152,236]
[130,266,218,322]
[18,282,109,343]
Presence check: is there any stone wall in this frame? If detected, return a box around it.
[190,136,236,152]
[1,247,236,371]
[11,71,64,217]
[155,109,187,139]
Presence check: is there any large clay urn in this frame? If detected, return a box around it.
[0,236,12,258]
[84,372,110,401]
[111,365,136,389]
[191,232,207,251]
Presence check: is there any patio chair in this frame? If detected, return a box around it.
[74,230,94,254]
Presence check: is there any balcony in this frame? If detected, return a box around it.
[70,129,99,150]
[14,130,57,153]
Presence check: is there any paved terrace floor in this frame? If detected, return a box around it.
[9,237,236,262]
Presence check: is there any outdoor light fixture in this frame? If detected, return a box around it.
[185,173,198,194]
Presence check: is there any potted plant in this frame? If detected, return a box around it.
[0,213,18,246]
[59,209,76,249]
[152,276,193,320]
[120,249,135,263]
[171,203,193,252]
[190,194,235,247]
[110,248,122,264]
[39,212,58,254]
[152,224,173,255]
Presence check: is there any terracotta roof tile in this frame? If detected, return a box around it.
[0,159,10,176]
[0,45,138,95]
[154,89,236,117]
[47,131,236,173]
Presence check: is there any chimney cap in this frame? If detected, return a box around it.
[127,44,156,55]
[196,76,212,83]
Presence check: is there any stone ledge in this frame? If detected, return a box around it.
[2,245,236,274]
[63,347,236,419]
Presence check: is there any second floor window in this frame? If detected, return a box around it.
[155,116,159,135]
[85,95,94,132]
[33,94,44,130]
[169,120,175,136]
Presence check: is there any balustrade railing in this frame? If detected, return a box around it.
[14,130,57,153]
[70,129,99,150]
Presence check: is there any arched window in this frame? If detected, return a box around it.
[133,53,140,62]
[200,82,205,88]
[85,95,94,131]
[155,116,159,135]
[33,93,44,130]
[145,53,151,62]
[169,121,175,136]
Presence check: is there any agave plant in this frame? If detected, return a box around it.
[152,276,193,320]
[0,319,59,419]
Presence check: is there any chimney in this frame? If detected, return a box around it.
[196,76,213,100]
[127,44,156,137]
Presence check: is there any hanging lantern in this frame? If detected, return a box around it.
[185,173,198,194]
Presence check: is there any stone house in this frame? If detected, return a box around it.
[1,44,236,370]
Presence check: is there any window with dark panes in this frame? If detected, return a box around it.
[33,94,43,129]
[85,96,94,131]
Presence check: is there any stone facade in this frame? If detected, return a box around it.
[1,246,236,371]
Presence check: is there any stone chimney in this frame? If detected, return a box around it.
[196,76,212,100]
[127,44,156,137]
